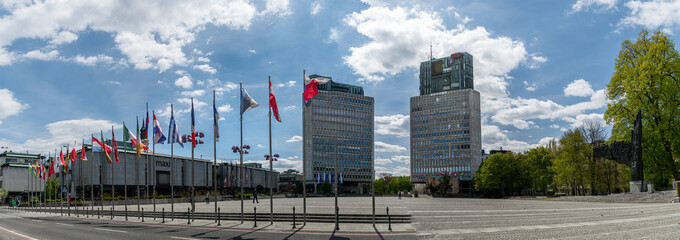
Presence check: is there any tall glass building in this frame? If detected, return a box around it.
[410,52,482,193]
[303,75,374,194]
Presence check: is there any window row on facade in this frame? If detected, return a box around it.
[411,109,469,120]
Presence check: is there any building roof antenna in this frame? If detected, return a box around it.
[430,43,433,60]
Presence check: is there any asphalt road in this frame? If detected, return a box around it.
[0,209,415,240]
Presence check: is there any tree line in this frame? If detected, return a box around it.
[475,29,680,197]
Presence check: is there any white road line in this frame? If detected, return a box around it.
[95,228,128,233]
[0,225,39,240]
[170,237,200,240]
[55,223,73,227]
[31,220,43,222]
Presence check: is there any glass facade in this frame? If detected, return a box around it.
[420,52,473,95]
[303,78,374,193]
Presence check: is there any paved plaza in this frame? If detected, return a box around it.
[16,195,680,239]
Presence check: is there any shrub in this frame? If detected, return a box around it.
[554,192,566,197]
[235,193,252,199]
[414,190,419,197]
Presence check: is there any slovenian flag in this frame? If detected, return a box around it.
[153,113,166,144]
[191,98,197,148]
[304,74,331,104]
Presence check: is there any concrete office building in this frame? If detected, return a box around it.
[303,75,374,194]
[0,151,44,203]
[410,52,482,194]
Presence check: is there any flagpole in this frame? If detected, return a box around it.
[153,110,159,220]
[90,135,94,212]
[191,97,195,221]
[111,125,115,214]
[136,116,140,216]
[60,147,64,214]
[239,81,244,224]
[66,144,70,214]
[213,90,218,223]
[168,108,174,221]
[146,103,150,202]
[268,75,274,224]
[100,131,104,212]
[123,122,128,217]
[80,140,84,214]
[302,69,307,225]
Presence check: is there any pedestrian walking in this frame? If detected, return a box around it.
[398,190,402,200]
[252,188,259,204]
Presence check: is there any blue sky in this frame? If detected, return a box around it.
[1,0,679,176]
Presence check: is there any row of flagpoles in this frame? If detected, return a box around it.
[24,71,375,226]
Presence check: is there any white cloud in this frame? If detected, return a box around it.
[261,0,292,16]
[375,155,409,165]
[22,50,59,61]
[0,1,289,71]
[49,31,78,45]
[482,124,538,152]
[375,114,409,137]
[0,48,14,65]
[523,80,537,92]
[562,113,606,129]
[257,144,264,148]
[526,53,547,69]
[249,49,256,54]
[377,166,410,177]
[375,141,406,152]
[209,79,238,95]
[197,57,210,63]
[538,137,556,146]
[193,64,217,74]
[564,79,595,97]
[181,90,206,97]
[217,104,233,113]
[285,135,302,143]
[277,81,296,87]
[341,6,528,99]
[310,1,322,15]
[72,54,115,66]
[0,118,121,152]
[619,0,680,31]
[174,76,193,89]
[282,105,296,111]
[0,89,29,125]
[570,0,618,13]
[106,81,121,85]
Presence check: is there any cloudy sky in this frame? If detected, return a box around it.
[1,0,678,176]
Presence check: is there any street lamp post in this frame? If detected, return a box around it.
[264,154,278,224]
[232,145,250,223]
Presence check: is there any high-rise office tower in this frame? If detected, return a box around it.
[303,75,374,194]
[410,52,482,194]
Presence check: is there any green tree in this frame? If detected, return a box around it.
[474,152,516,197]
[43,178,60,200]
[605,29,680,187]
[554,129,590,196]
[320,181,332,194]
[439,174,452,196]
[524,146,555,196]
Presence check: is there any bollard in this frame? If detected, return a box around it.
[98,207,100,219]
[387,207,392,231]
[187,208,191,225]
[162,208,165,223]
[254,207,257,228]
[141,208,144,222]
[292,206,296,229]
[68,205,70,216]
[76,205,78,217]
[111,207,113,220]
[218,207,221,226]
[86,207,88,218]
[125,206,128,221]
[335,206,339,231]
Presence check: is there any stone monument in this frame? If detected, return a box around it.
[593,111,652,193]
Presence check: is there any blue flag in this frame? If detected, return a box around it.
[168,113,183,148]
[213,92,220,142]
[240,87,259,115]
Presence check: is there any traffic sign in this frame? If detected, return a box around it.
[61,187,68,193]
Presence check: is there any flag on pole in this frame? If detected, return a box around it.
[191,98,197,148]
[153,114,167,144]
[269,80,282,122]
[100,132,113,164]
[340,172,343,184]
[240,87,259,115]
[213,92,220,142]
[123,123,138,148]
[92,136,112,153]
[168,111,184,148]
[141,107,149,140]
[317,172,321,183]
[48,153,57,178]
[304,74,331,103]
[60,149,65,167]
[70,148,77,164]
[80,139,87,161]
[112,128,120,163]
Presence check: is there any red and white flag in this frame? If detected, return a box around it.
[304,74,331,103]
[269,80,282,122]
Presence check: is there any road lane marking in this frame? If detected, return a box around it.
[170,237,200,240]
[55,223,73,227]
[31,220,43,222]
[0,225,39,240]
[95,228,128,233]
